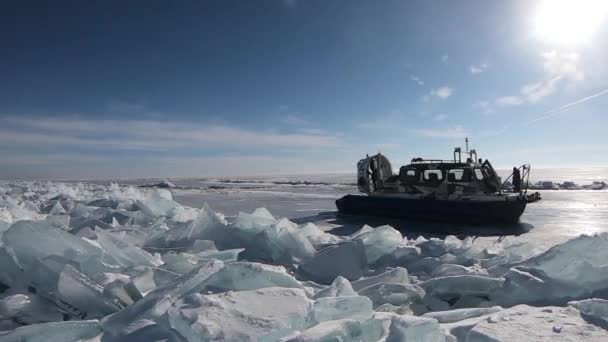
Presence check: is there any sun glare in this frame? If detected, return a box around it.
[534,0,608,44]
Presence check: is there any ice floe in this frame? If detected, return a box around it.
[0,180,607,341]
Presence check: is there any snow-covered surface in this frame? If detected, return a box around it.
[0,180,607,341]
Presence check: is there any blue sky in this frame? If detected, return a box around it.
[1,0,608,179]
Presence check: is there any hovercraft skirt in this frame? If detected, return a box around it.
[335,195,527,224]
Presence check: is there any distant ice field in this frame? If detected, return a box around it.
[103,168,608,251]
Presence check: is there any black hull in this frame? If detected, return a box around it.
[335,195,527,224]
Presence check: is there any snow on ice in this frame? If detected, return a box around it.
[0,181,607,341]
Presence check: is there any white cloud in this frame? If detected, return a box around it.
[0,116,341,151]
[441,55,449,64]
[410,74,424,86]
[495,96,525,106]
[469,63,488,74]
[412,125,468,139]
[430,86,453,100]
[477,51,585,113]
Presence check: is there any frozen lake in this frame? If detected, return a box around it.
[152,173,608,251]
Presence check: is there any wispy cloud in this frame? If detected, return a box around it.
[410,74,424,86]
[476,51,585,112]
[412,125,468,139]
[429,86,453,100]
[281,113,308,125]
[495,96,524,106]
[0,116,342,151]
[441,55,449,64]
[469,63,488,74]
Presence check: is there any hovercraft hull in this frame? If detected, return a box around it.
[335,195,527,224]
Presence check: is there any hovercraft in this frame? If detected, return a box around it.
[336,139,541,224]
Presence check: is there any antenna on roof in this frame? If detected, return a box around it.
[465,137,469,153]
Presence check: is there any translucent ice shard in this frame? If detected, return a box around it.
[234,207,277,234]
[313,276,357,299]
[120,266,180,295]
[0,320,101,342]
[310,296,373,324]
[354,225,403,265]
[94,228,160,268]
[2,221,103,272]
[243,218,315,266]
[358,283,425,308]
[385,314,445,342]
[200,262,304,293]
[299,223,342,248]
[194,248,244,262]
[420,275,504,301]
[56,264,122,319]
[283,319,365,342]
[101,319,184,342]
[0,293,64,328]
[145,204,227,248]
[101,260,224,335]
[136,189,182,218]
[299,240,367,284]
[492,234,608,306]
[161,252,211,274]
[351,267,410,292]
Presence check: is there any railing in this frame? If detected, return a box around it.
[410,159,463,164]
[499,164,531,195]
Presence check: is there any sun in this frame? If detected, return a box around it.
[534,0,608,44]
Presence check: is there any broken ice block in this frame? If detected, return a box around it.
[101,260,224,335]
[283,319,365,342]
[136,189,182,218]
[313,276,357,299]
[56,265,122,318]
[385,314,445,342]
[354,225,403,265]
[233,208,276,234]
[310,296,373,324]
[351,267,410,292]
[420,275,504,301]
[0,320,101,342]
[167,287,312,342]
[422,306,503,323]
[3,221,104,272]
[95,228,160,268]
[358,283,425,308]
[299,240,367,284]
[200,262,304,293]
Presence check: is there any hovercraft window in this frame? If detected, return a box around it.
[474,168,484,180]
[399,168,420,183]
[448,169,464,181]
[423,170,444,183]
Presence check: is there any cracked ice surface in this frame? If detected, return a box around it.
[0,181,607,341]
